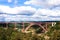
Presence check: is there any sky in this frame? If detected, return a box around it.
[0,0,60,22]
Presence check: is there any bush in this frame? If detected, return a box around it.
[49,30,60,40]
[0,27,45,40]
[0,22,60,40]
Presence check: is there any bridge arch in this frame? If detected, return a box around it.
[24,23,47,33]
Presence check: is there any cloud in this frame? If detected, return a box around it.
[4,8,60,21]
[15,6,36,15]
[2,14,41,22]
[29,0,60,20]
[0,5,19,14]
[32,8,60,21]
[24,0,60,21]
[0,4,60,21]
[24,0,60,8]
[0,5,37,21]
[8,0,12,3]
[47,0,60,5]
[32,8,60,17]
[0,5,36,15]
[0,13,60,22]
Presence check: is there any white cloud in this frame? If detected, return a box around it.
[0,13,60,21]
[0,4,60,21]
[25,0,60,21]
[33,8,60,17]
[0,5,37,21]
[24,0,60,8]
[0,5,19,14]
[47,0,60,5]
[5,15,20,21]
[32,8,60,21]
[24,0,45,6]
[0,5,36,15]
[8,0,12,3]
[4,15,41,21]
[15,6,36,14]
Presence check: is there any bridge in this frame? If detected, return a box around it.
[0,22,56,33]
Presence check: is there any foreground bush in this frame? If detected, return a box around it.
[0,27,45,40]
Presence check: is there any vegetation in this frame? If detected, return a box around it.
[0,22,60,40]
